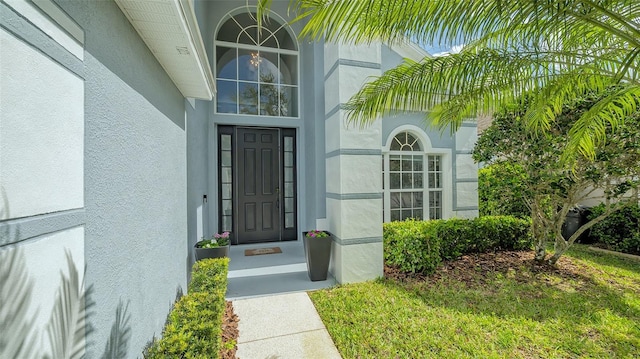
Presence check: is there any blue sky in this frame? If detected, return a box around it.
[420,43,465,56]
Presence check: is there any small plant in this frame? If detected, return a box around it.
[196,232,230,248]
[305,230,329,238]
[145,258,229,359]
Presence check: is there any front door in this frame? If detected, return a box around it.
[237,128,280,243]
[218,126,297,244]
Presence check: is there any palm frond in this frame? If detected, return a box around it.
[45,251,94,359]
[0,248,37,359]
[101,300,131,359]
[290,0,639,158]
[345,49,556,127]
[567,85,640,159]
[522,72,613,132]
[295,0,639,47]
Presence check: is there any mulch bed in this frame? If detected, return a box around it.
[384,250,585,286]
[220,301,239,359]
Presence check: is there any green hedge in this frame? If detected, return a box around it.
[384,219,442,273]
[189,257,229,294]
[384,216,532,274]
[145,258,229,359]
[589,203,640,255]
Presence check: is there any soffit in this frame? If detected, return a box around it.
[114,0,215,100]
[389,41,432,61]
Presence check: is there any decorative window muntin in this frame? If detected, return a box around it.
[383,131,444,222]
[283,136,295,229]
[220,134,233,232]
[427,155,443,220]
[215,11,298,117]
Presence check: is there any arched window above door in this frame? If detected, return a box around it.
[215,11,298,117]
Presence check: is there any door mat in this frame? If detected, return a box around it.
[244,247,283,256]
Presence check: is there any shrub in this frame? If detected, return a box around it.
[383,219,441,273]
[588,203,640,255]
[438,216,533,260]
[383,216,532,274]
[190,257,229,294]
[478,163,530,218]
[145,258,229,359]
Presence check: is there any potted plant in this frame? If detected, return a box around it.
[194,232,230,261]
[303,230,333,281]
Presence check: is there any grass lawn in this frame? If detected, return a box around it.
[309,245,640,358]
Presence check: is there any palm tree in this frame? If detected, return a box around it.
[262,0,639,159]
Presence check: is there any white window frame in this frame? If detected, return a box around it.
[213,8,300,119]
[383,125,452,222]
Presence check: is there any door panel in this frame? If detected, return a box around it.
[237,128,280,243]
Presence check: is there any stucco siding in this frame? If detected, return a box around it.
[1,1,87,357]
[0,27,84,219]
[187,99,210,271]
[54,0,188,357]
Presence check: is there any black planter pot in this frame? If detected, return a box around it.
[303,231,333,281]
[194,244,230,261]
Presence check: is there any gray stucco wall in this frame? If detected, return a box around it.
[187,99,210,271]
[307,40,327,223]
[55,1,188,357]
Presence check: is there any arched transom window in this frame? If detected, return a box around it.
[215,11,298,117]
[390,132,421,151]
[383,131,444,222]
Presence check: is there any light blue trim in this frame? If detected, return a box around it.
[324,60,339,81]
[456,178,479,183]
[29,0,84,44]
[455,206,479,211]
[325,103,347,119]
[456,150,474,154]
[332,235,383,245]
[0,208,86,247]
[339,59,381,69]
[0,2,85,78]
[324,58,381,82]
[460,122,477,128]
[326,192,382,200]
[326,149,382,158]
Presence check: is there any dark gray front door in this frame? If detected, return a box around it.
[236,128,280,243]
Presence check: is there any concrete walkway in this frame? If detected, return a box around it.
[233,292,342,358]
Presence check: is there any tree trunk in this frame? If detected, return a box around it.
[531,211,547,262]
[548,251,563,265]
[534,244,546,262]
[549,235,569,265]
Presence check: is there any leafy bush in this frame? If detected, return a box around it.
[588,204,640,255]
[478,163,530,218]
[383,219,441,273]
[145,258,229,359]
[438,216,533,260]
[190,257,229,294]
[384,216,532,274]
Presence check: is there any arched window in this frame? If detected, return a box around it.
[215,11,298,117]
[383,131,444,221]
